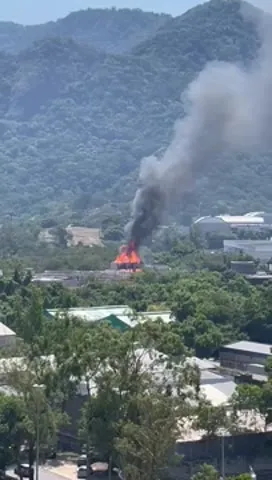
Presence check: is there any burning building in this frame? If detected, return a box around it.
[112,242,142,272]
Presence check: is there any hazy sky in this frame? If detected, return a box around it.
[0,0,269,25]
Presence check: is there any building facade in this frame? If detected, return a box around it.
[224,239,272,261]
[194,212,272,236]
[220,341,272,373]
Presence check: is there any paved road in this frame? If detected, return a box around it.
[6,467,71,480]
[40,468,70,480]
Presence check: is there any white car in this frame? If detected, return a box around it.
[77,465,87,479]
[77,462,123,479]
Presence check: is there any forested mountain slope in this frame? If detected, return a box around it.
[0,0,270,223]
[0,8,170,54]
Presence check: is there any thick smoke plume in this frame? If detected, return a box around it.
[127,3,272,249]
[249,0,272,14]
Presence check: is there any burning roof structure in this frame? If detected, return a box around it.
[113,241,142,272]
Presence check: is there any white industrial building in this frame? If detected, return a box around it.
[224,239,272,261]
[193,212,272,236]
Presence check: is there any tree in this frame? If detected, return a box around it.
[15,289,46,358]
[49,227,71,248]
[0,394,24,471]
[80,322,199,478]
[13,268,22,285]
[229,384,265,433]
[116,393,181,480]
[193,399,229,437]
[192,464,219,480]
[192,466,253,480]
[228,475,252,480]
[4,356,66,470]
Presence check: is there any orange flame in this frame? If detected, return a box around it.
[114,241,142,269]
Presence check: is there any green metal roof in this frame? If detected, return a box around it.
[46,306,173,329]
[46,305,133,323]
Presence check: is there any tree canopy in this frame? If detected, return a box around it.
[0,0,270,223]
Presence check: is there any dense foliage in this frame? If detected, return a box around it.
[0,227,270,478]
[0,8,169,54]
[1,240,272,359]
[0,265,268,478]
[0,0,270,223]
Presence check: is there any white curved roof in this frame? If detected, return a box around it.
[194,215,264,225]
[244,212,265,217]
[194,216,225,225]
[218,215,264,224]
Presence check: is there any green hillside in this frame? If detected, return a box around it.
[0,8,169,54]
[0,0,270,224]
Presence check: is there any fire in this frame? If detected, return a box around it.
[114,241,142,271]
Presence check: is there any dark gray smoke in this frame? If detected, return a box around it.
[127,2,272,248]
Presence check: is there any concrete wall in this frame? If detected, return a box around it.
[60,393,272,478]
[0,334,16,348]
[171,432,272,479]
[58,422,272,479]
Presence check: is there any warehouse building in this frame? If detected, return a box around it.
[220,341,272,378]
[224,239,272,261]
[46,306,173,331]
[194,212,272,236]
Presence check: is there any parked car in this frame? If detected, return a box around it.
[76,462,123,479]
[14,464,34,478]
[77,455,87,467]
[77,465,87,479]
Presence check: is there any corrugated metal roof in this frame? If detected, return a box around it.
[224,340,272,355]
[187,356,218,371]
[140,311,172,324]
[225,240,272,246]
[218,215,264,224]
[200,381,236,406]
[46,307,173,326]
[116,315,138,327]
[194,216,224,224]
[47,306,133,323]
[244,211,265,217]
[200,370,225,383]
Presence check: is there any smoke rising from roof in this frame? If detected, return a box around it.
[127,2,272,248]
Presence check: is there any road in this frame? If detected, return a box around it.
[6,466,72,480]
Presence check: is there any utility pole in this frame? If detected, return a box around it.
[33,384,45,480]
[221,433,225,480]
[108,456,112,480]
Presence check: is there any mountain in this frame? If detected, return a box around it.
[0,0,270,224]
[0,8,170,54]
[133,0,260,68]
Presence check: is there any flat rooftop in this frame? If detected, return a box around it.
[223,340,272,355]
